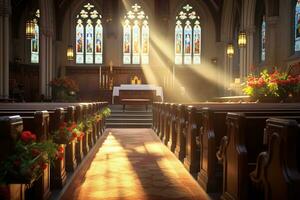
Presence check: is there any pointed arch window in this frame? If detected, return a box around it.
[175,4,201,65]
[123,4,149,65]
[31,9,40,64]
[295,0,300,52]
[260,16,266,62]
[76,3,103,64]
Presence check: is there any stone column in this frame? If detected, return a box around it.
[239,27,255,81]
[245,26,255,76]
[0,0,10,99]
[39,0,54,98]
[266,16,278,68]
[222,41,233,96]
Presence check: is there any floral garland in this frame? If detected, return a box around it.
[74,107,111,135]
[0,131,61,183]
[53,122,84,144]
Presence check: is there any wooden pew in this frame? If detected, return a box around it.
[0,106,78,174]
[174,104,188,162]
[163,103,172,145]
[156,103,162,136]
[48,108,67,189]
[0,102,108,199]
[217,112,300,200]
[152,102,157,132]
[159,103,166,140]
[74,105,84,163]
[167,104,177,152]
[0,111,51,200]
[250,118,300,200]
[81,104,90,155]
[0,116,25,200]
[64,106,77,172]
[182,104,300,191]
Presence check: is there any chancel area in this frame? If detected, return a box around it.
[0,0,299,199]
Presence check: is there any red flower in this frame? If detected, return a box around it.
[30,134,36,142]
[57,146,64,153]
[21,131,36,143]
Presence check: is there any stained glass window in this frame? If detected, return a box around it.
[175,4,201,65]
[123,4,149,65]
[76,3,103,64]
[175,21,183,64]
[295,0,300,51]
[260,16,266,62]
[31,9,40,63]
[95,19,103,64]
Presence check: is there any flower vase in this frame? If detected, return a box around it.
[54,89,66,102]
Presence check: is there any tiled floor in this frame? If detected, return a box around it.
[61,129,210,200]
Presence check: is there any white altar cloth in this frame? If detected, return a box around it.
[112,84,164,104]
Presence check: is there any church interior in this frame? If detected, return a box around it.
[0,0,299,199]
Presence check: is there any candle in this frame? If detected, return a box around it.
[109,60,113,72]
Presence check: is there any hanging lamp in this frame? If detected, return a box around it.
[238,31,247,47]
[226,43,234,57]
[26,19,35,39]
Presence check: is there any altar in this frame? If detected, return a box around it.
[112,84,164,104]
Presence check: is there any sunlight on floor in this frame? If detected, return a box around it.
[72,129,211,200]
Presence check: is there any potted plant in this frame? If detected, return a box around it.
[49,77,79,102]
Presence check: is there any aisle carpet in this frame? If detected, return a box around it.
[60,128,210,200]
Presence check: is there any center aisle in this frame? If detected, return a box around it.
[60,128,210,200]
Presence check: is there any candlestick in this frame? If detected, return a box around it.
[109,60,113,72]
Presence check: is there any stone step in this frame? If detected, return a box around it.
[106,118,152,123]
[106,122,152,128]
[109,114,152,119]
[110,110,152,114]
[108,104,153,128]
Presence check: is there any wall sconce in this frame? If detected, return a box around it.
[25,19,35,39]
[226,43,234,57]
[67,45,74,61]
[238,31,247,47]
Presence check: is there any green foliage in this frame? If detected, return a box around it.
[243,68,300,99]
[0,131,59,183]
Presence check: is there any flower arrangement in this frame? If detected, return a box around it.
[79,107,111,132]
[49,77,79,93]
[49,77,79,101]
[53,122,84,144]
[101,107,111,118]
[0,131,60,183]
[243,69,300,100]
[93,107,111,123]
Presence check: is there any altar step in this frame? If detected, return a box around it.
[106,105,153,128]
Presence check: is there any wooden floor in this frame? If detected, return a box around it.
[60,128,210,200]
